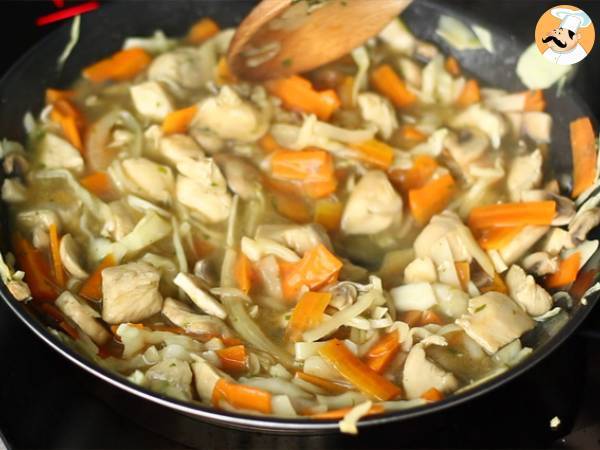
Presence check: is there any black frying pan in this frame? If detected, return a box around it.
[0,0,597,434]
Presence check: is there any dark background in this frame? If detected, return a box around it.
[0,1,600,449]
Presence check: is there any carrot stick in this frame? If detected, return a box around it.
[162,105,198,135]
[212,379,272,414]
[476,226,524,250]
[389,154,438,192]
[444,57,461,76]
[294,371,349,394]
[546,252,581,288]
[46,88,74,104]
[83,48,152,83]
[12,234,56,301]
[48,223,65,288]
[216,345,247,373]
[314,198,343,232]
[370,64,416,108]
[570,117,598,198]
[399,125,428,144]
[79,171,115,200]
[79,254,116,301]
[349,139,394,169]
[421,387,444,402]
[364,331,400,374]
[265,75,341,120]
[234,253,253,295]
[454,261,470,291]
[524,90,546,112]
[50,99,84,152]
[271,149,337,199]
[311,404,384,419]
[408,174,456,225]
[319,339,403,401]
[468,201,556,230]
[281,244,343,300]
[456,79,480,108]
[480,273,508,295]
[187,17,220,44]
[286,291,331,341]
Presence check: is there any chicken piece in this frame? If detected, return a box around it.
[145,358,193,401]
[403,257,437,283]
[499,225,548,265]
[38,133,84,174]
[569,208,600,244]
[121,157,174,203]
[193,86,269,142]
[449,104,507,149]
[159,134,204,165]
[101,262,163,324]
[402,343,459,399]
[55,291,111,345]
[456,292,535,354]
[444,128,489,171]
[341,171,403,235]
[521,252,558,276]
[357,93,398,139]
[2,178,27,203]
[505,265,552,316]
[391,282,437,312]
[523,112,552,144]
[162,297,231,337]
[255,224,332,255]
[213,154,262,201]
[191,355,230,403]
[108,200,136,241]
[59,234,88,279]
[506,149,543,201]
[173,273,226,319]
[148,48,208,90]
[130,81,174,121]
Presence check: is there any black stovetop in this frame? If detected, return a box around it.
[1,1,600,449]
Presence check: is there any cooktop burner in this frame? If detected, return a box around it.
[0,1,599,449]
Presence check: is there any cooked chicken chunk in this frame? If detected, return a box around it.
[523,112,552,144]
[159,134,204,165]
[255,224,332,255]
[521,252,558,276]
[162,297,231,336]
[148,48,208,90]
[403,257,437,283]
[506,149,543,201]
[456,292,535,354]
[505,265,552,316]
[101,262,163,324]
[569,208,600,244]
[130,81,174,121]
[341,171,403,235]
[173,273,227,319]
[145,359,193,401]
[38,133,84,173]
[449,104,507,148]
[402,344,459,399]
[121,157,174,203]
[56,291,111,345]
[357,93,398,139]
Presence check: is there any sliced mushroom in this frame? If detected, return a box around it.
[213,153,262,201]
[505,265,552,316]
[448,104,507,149]
[2,178,27,203]
[521,252,558,276]
[569,208,600,244]
[506,149,543,201]
[254,224,331,255]
[191,354,230,403]
[162,297,231,337]
[357,93,398,140]
[2,152,29,177]
[402,343,459,399]
[59,234,88,279]
[173,272,227,319]
[444,128,489,169]
[145,358,193,401]
[56,291,111,345]
[541,227,575,256]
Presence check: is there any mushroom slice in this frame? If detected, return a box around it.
[402,343,459,399]
[444,128,489,169]
[521,252,558,276]
[213,153,262,201]
[59,234,88,279]
[162,297,231,337]
[255,224,332,255]
[569,208,600,244]
[56,291,111,345]
[505,265,552,316]
[191,354,231,403]
[173,272,227,319]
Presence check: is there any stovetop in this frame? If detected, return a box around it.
[0,1,599,449]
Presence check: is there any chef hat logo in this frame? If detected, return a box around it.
[535,4,595,66]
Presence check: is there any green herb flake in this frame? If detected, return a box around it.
[282,58,293,68]
[157,166,167,174]
[474,304,487,313]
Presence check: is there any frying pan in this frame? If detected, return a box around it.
[0,0,597,434]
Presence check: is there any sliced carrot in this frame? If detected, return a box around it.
[477,226,524,250]
[294,371,349,395]
[265,75,341,120]
[468,201,556,230]
[349,139,394,169]
[50,99,84,152]
[546,252,581,288]
[286,291,331,341]
[524,90,546,112]
[319,339,402,401]
[364,331,400,374]
[48,223,65,288]
[370,64,416,108]
[388,155,438,192]
[314,198,343,232]
[399,125,428,145]
[79,254,116,301]
[216,57,237,85]
[338,75,355,109]
[83,48,152,83]
[445,56,461,76]
[79,171,115,200]
[280,244,343,300]
[570,117,598,198]
[408,174,456,225]
[421,387,444,402]
[480,273,508,295]
[234,253,253,295]
[222,336,244,347]
[216,345,247,374]
[187,17,220,44]
[212,379,272,414]
[271,149,337,199]
[456,79,480,108]
[46,88,74,104]
[454,261,470,291]
[420,309,445,325]
[258,133,285,153]
[162,105,198,135]
[12,234,56,301]
[311,404,385,419]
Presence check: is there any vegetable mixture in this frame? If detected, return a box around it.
[1,12,599,432]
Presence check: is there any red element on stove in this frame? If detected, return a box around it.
[52,0,65,7]
[36,1,100,26]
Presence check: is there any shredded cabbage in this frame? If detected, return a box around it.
[123,30,177,53]
[351,46,369,106]
[472,25,494,53]
[58,15,81,69]
[436,16,482,50]
[516,43,573,89]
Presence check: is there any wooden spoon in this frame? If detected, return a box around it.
[228,0,412,81]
